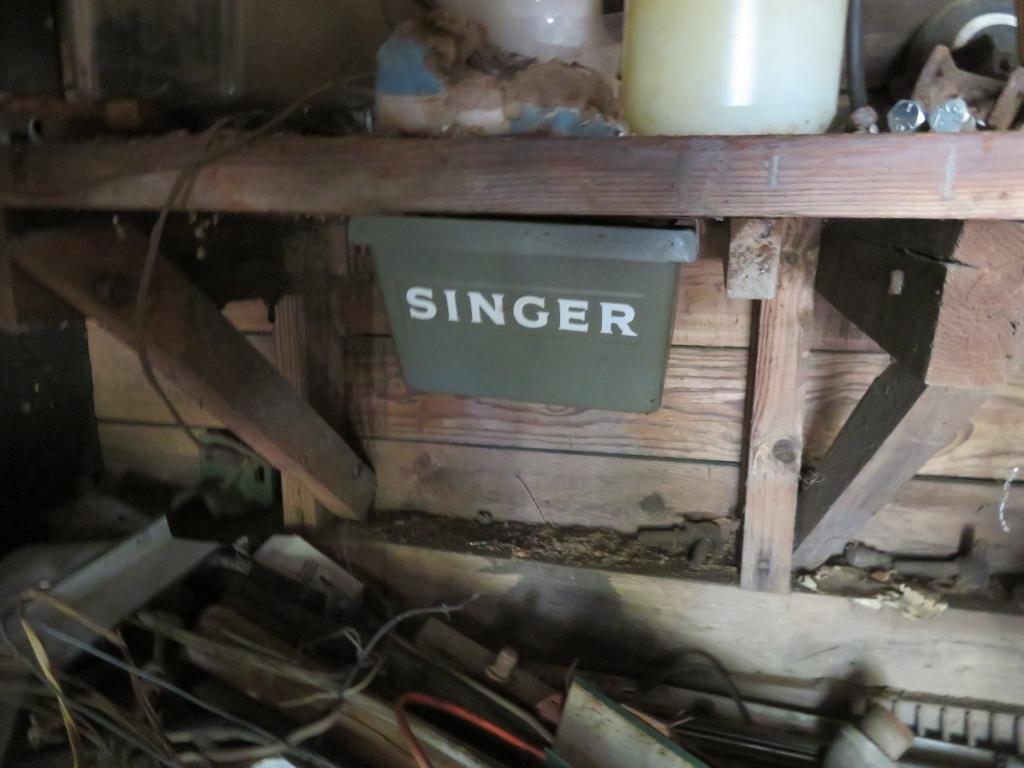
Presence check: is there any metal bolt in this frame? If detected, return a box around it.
[772,438,798,464]
[887,99,927,133]
[928,98,977,133]
[888,269,905,296]
[486,647,519,684]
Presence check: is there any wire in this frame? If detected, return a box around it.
[642,649,753,726]
[134,78,358,453]
[847,0,868,112]
[32,622,345,768]
[394,692,547,768]
[338,596,479,695]
[389,634,554,746]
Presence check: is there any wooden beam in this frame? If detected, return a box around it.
[333,540,1024,707]
[88,319,1024,481]
[10,225,375,520]
[818,219,1024,389]
[727,218,782,300]
[793,363,992,570]
[740,221,818,592]
[8,133,1024,219]
[273,295,322,529]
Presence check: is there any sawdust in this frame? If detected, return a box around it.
[336,512,738,581]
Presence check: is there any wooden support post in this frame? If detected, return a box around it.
[273,295,321,529]
[10,225,375,520]
[740,220,819,593]
[793,364,992,570]
[817,219,1024,388]
[796,219,1024,569]
[727,218,783,300]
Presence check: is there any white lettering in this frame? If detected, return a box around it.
[468,292,505,325]
[443,289,460,322]
[513,296,548,329]
[558,299,589,333]
[601,302,637,336]
[406,286,436,320]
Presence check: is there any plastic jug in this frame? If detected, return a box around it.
[622,0,849,135]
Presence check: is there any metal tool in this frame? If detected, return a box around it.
[886,99,928,133]
[845,542,991,590]
[929,97,978,132]
[636,522,722,567]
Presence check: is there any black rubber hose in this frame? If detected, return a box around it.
[847,0,869,111]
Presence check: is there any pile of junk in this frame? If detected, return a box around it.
[0,497,1019,768]
[4,1,1023,143]
[372,0,1024,138]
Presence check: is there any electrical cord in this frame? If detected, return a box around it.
[847,0,868,112]
[31,622,345,768]
[642,649,753,726]
[389,634,555,746]
[337,596,478,695]
[394,692,547,768]
[134,78,362,454]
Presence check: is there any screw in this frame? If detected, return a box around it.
[486,647,519,684]
[887,99,927,133]
[888,269,905,296]
[929,98,976,133]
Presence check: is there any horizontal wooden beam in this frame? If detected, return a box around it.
[333,540,1024,706]
[6,133,1024,219]
[10,225,375,520]
[92,425,1024,575]
[88,321,1024,482]
[818,220,1024,389]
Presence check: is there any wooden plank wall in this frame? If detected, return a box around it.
[88,222,1024,573]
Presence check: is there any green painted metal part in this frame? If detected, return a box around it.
[350,216,697,413]
[197,432,275,508]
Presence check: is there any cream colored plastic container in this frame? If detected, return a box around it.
[437,0,618,83]
[622,0,849,135]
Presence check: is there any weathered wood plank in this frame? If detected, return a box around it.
[98,422,199,486]
[818,220,1024,389]
[341,338,1024,480]
[7,133,1024,219]
[740,221,818,592]
[13,226,375,520]
[90,322,1024,481]
[860,476,1024,572]
[794,363,992,571]
[333,540,1024,706]
[87,321,274,428]
[368,439,740,529]
[222,298,273,333]
[94,424,1024,574]
[273,295,321,529]
[727,218,782,300]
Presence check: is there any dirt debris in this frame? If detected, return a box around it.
[333,512,738,580]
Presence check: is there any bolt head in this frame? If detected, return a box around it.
[928,98,977,133]
[887,99,927,133]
